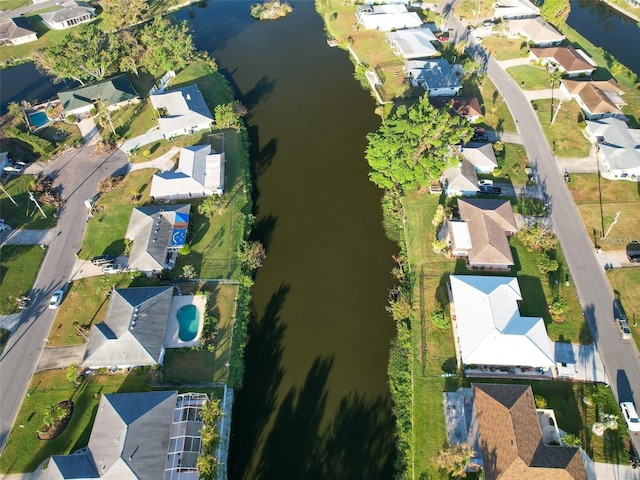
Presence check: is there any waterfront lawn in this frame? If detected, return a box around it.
[531,98,592,158]
[78,169,154,259]
[507,64,552,90]
[172,129,249,280]
[480,36,527,61]
[0,175,57,230]
[608,268,640,351]
[171,60,235,110]
[163,283,238,384]
[464,76,517,133]
[109,99,158,140]
[567,173,640,249]
[0,245,46,315]
[0,370,152,474]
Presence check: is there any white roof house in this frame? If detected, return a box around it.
[151,144,225,201]
[150,85,213,138]
[493,0,540,20]
[39,1,95,30]
[405,59,462,97]
[356,4,422,31]
[505,17,563,47]
[442,158,479,196]
[386,28,439,59]
[462,143,498,173]
[450,275,555,370]
[585,117,640,180]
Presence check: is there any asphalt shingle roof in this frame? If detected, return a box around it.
[58,74,138,113]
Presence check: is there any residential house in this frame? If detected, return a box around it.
[529,46,596,77]
[448,198,517,269]
[39,1,95,30]
[405,59,462,96]
[386,28,439,59]
[493,0,540,20]
[150,84,213,138]
[449,275,555,372]
[561,78,626,119]
[151,144,226,201]
[58,74,140,116]
[470,383,588,479]
[44,390,209,480]
[505,17,563,47]
[442,158,479,196]
[461,143,498,173]
[82,286,174,369]
[355,4,422,31]
[0,18,37,46]
[585,117,640,179]
[430,96,483,122]
[125,204,191,274]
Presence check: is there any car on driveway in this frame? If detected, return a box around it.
[91,254,116,266]
[48,290,65,309]
[619,318,632,340]
[621,402,640,432]
[471,133,489,142]
[478,179,494,187]
[3,164,24,174]
[479,185,502,195]
[629,254,640,263]
[101,263,123,274]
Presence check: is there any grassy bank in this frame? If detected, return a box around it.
[0,244,46,314]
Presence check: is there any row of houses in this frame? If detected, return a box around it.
[0,1,95,46]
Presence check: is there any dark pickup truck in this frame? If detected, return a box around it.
[479,186,502,195]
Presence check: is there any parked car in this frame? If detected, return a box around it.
[437,34,450,42]
[564,170,571,182]
[482,19,494,28]
[473,127,486,135]
[101,263,123,274]
[621,402,640,432]
[48,289,65,309]
[471,133,489,142]
[628,254,640,263]
[478,179,494,187]
[619,318,632,340]
[479,186,502,195]
[91,254,116,266]
[3,164,24,174]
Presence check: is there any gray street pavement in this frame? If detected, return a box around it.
[0,145,128,454]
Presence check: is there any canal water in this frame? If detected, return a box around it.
[173,2,399,478]
[567,0,640,76]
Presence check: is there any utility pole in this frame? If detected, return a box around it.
[28,191,47,219]
[603,211,621,241]
[0,183,18,206]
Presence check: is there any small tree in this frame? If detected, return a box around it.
[548,295,568,319]
[7,102,23,121]
[182,264,197,279]
[214,103,241,129]
[431,309,451,329]
[534,394,547,409]
[386,287,411,322]
[432,204,446,228]
[43,403,68,428]
[516,222,558,252]
[435,442,475,478]
[198,195,226,218]
[236,241,266,271]
[562,433,582,447]
[67,364,80,386]
[537,253,559,274]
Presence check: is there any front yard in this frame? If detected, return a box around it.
[507,64,553,90]
[531,98,592,158]
[0,244,46,314]
[0,175,58,230]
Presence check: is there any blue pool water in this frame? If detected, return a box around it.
[176,305,200,341]
[27,111,49,129]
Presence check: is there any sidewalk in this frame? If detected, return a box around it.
[119,127,166,153]
[128,146,179,173]
[0,229,55,248]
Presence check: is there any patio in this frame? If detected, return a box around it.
[163,294,207,349]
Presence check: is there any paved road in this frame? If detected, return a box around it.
[442,2,640,453]
[0,145,128,454]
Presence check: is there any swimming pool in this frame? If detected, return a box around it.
[27,111,49,130]
[176,304,200,342]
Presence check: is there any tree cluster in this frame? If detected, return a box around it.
[365,96,473,191]
[34,16,195,85]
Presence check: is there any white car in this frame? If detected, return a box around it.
[101,263,123,274]
[48,289,65,309]
[621,402,640,432]
[478,179,494,187]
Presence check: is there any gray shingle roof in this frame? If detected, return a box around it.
[82,286,174,368]
[39,3,95,25]
[47,454,98,479]
[406,59,462,90]
[0,17,36,43]
[58,74,138,113]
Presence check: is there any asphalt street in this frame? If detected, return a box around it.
[442,6,640,450]
[0,145,128,454]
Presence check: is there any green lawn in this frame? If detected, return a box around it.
[608,268,640,351]
[0,245,46,314]
[507,64,553,90]
[481,36,527,61]
[0,370,152,474]
[78,170,155,259]
[0,0,30,10]
[531,98,592,157]
[567,173,640,250]
[110,98,158,140]
[493,142,529,185]
[37,122,82,153]
[464,76,518,134]
[0,175,57,230]
[171,60,235,110]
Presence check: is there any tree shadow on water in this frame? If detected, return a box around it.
[228,283,289,480]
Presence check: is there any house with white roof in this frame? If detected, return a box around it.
[43,390,209,480]
[493,0,540,20]
[0,18,37,46]
[449,275,555,373]
[39,1,95,30]
[505,17,563,47]
[150,84,213,138]
[386,28,439,59]
[124,204,191,274]
[405,59,462,96]
[441,158,479,196]
[151,144,225,201]
[356,4,422,31]
[462,143,497,173]
[585,117,640,180]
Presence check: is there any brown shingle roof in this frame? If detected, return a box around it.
[530,45,595,73]
[430,96,482,118]
[458,199,517,267]
[562,79,626,115]
[473,383,587,480]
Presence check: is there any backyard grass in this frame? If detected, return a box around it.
[171,59,235,110]
[78,169,155,259]
[0,245,46,314]
[0,174,57,230]
[567,173,640,250]
[531,98,592,158]
[0,369,152,474]
[480,36,527,61]
[109,98,158,140]
[163,283,238,384]
[507,64,553,90]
